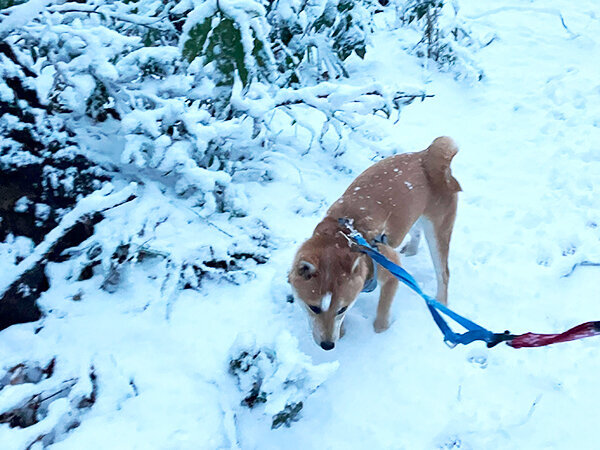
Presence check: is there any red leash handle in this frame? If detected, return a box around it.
[508,321,600,348]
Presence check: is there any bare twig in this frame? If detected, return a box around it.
[185,206,234,238]
[466,7,579,39]
[47,3,170,31]
[561,261,600,278]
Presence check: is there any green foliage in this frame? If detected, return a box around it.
[313,4,337,32]
[143,28,161,47]
[140,58,169,78]
[229,349,273,409]
[271,402,303,429]
[206,17,248,87]
[401,0,483,80]
[278,0,373,83]
[184,13,272,89]
[182,17,212,63]
[405,0,444,23]
[0,0,27,10]
[180,1,374,91]
[403,0,450,61]
[251,38,269,77]
[86,81,113,122]
[331,0,370,60]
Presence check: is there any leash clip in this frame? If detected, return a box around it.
[337,230,362,252]
[485,330,515,348]
[338,218,367,252]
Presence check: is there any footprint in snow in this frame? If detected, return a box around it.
[467,348,488,369]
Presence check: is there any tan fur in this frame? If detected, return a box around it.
[289,137,461,349]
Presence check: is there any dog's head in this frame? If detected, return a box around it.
[289,235,368,350]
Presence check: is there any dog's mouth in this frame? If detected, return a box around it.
[310,317,344,351]
[311,323,336,350]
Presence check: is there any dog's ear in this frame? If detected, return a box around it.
[298,260,317,280]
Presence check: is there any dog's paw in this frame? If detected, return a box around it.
[400,244,418,257]
[373,318,390,333]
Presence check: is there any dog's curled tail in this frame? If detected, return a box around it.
[422,136,462,193]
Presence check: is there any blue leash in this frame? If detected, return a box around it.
[347,231,513,348]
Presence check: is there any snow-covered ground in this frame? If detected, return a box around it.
[2,1,600,449]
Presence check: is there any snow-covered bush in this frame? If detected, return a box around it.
[0,42,108,244]
[0,0,427,242]
[396,0,485,80]
[0,358,98,448]
[229,332,338,429]
[181,0,376,91]
[265,0,375,83]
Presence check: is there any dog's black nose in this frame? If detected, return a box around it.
[320,341,335,351]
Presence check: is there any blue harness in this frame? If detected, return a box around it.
[346,227,513,348]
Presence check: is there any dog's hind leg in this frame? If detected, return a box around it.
[400,222,422,256]
[422,196,458,306]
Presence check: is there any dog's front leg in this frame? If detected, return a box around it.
[373,246,400,333]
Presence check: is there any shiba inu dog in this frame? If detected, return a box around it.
[289,137,461,350]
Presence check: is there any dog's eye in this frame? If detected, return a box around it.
[309,305,322,314]
[337,306,348,315]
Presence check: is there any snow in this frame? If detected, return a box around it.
[0,0,55,40]
[13,197,31,213]
[34,204,51,222]
[0,82,14,102]
[0,183,138,296]
[0,236,34,290]
[1,0,600,449]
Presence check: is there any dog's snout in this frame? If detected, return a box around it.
[320,341,335,351]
